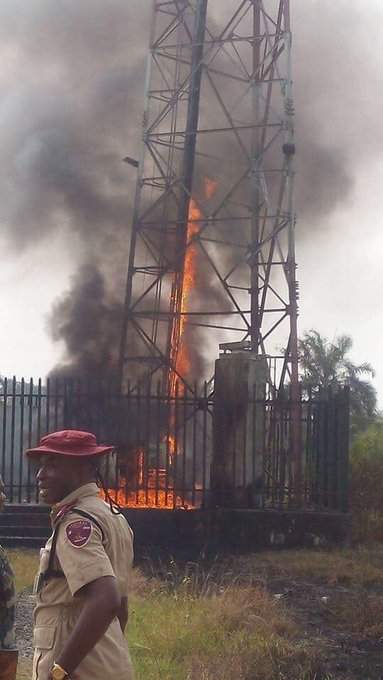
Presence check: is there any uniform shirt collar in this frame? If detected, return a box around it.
[51,482,99,521]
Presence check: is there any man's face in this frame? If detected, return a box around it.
[35,454,80,505]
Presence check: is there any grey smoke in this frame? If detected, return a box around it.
[293,0,381,225]
[0,0,379,377]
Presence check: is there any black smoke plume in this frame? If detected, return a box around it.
[0,0,379,378]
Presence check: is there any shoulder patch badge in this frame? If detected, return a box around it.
[66,519,92,548]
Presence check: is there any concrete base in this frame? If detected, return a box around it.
[0,505,352,555]
[125,508,352,557]
[212,352,268,508]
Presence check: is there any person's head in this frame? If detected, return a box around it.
[25,430,114,506]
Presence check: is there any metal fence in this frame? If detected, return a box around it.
[263,388,349,512]
[0,378,349,512]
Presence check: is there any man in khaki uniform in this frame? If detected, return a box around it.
[25,429,134,680]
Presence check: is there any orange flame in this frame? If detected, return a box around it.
[166,433,177,464]
[175,197,200,378]
[101,448,190,509]
[101,474,189,509]
[170,178,218,386]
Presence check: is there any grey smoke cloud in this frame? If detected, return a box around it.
[0,0,380,377]
[0,0,148,253]
[293,0,382,226]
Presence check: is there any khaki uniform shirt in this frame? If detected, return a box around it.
[32,483,134,680]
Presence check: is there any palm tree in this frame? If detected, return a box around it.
[298,330,377,420]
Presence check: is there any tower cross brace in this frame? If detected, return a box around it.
[119,0,299,399]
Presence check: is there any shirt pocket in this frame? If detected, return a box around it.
[33,625,56,650]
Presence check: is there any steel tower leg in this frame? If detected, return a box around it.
[166,0,208,394]
[119,0,299,401]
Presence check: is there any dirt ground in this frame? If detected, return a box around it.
[265,574,383,679]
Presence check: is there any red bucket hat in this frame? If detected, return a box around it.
[25,430,114,458]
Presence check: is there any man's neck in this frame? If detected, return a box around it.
[52,481,98,511]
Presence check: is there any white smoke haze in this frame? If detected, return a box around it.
[0,0,381,398]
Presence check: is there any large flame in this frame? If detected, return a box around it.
[105,180,217,509]
[174,197,201,379]
[170,178,218,389]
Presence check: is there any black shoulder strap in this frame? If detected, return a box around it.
[44,507,105,581]
[44,525,63,580]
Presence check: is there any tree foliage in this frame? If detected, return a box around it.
[350,421,383,541]
[298,330,377,421]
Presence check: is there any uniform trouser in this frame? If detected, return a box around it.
[0,649,18,680]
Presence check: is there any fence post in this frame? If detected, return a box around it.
[338,387,350,513]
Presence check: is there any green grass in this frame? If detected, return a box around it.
[16,657,31,680]
[235,545,383,587]
[128,582,319,680]
[7,548,39,593]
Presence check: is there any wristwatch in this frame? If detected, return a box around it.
[50,663,69,679]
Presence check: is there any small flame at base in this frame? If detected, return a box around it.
[100,483,190,509]
[100,448,194,509]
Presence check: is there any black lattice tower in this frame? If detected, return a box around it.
[119,0,299,397]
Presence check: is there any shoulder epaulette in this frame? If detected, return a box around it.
[52,500,78,526]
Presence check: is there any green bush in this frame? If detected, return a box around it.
[350,421,383,541]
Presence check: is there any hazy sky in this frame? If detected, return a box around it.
[0,0,382,403]
[294,0,383,406]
